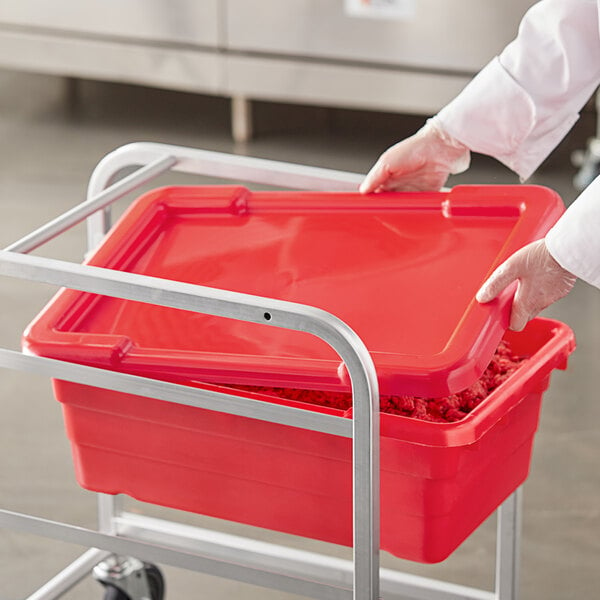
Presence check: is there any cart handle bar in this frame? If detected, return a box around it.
[1,142,378,600]
[0,248,380,600]
[86,142,365,249]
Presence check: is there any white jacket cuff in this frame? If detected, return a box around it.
[546,174,600,289]
[436,57,579,181]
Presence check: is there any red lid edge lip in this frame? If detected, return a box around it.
[23,185,567,399]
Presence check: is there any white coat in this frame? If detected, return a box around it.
[435,0,600,289]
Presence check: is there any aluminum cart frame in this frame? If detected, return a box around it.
[0,142,522,600]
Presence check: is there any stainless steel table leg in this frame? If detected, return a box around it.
[232,95,253,143]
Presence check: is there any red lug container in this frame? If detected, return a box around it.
[23,185,575,562]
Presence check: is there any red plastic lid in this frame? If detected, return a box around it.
[23,185,564,396]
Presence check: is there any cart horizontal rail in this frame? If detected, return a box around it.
[0,508,497,600]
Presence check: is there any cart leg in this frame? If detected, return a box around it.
[96,495,167,600]
[495,487,523,600]
[24,548,112,600]
[98,493,124,534]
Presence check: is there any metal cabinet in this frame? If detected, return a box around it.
[223,0,537,118]
[0,0,223,95]
[0,0,220,46]
[225,0,536,73]
[0,1,539,138]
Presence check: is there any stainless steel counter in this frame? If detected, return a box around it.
[0,1,537,139]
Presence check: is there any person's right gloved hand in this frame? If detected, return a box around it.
[359,118,471,194]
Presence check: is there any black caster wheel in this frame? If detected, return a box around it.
[102,584,131,600]
[96,557,165,600]
[143,563,165,600]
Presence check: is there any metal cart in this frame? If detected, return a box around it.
[0,142,522,600]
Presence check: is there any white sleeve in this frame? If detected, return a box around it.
[435,0,600,180]
[546,175,600,288]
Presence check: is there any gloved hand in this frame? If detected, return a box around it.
[359,118,471,193]
[476,239,576,331]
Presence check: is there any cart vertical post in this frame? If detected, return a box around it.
[496,488,523,600]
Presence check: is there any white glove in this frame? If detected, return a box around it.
[359,118,471,193]
[476,239,576,331]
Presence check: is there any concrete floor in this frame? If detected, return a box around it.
[0,69,598,600]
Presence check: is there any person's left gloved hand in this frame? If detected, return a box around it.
[476,239,576,331]
[359,118,470,193]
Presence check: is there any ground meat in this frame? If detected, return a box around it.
[233,340,526,423]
